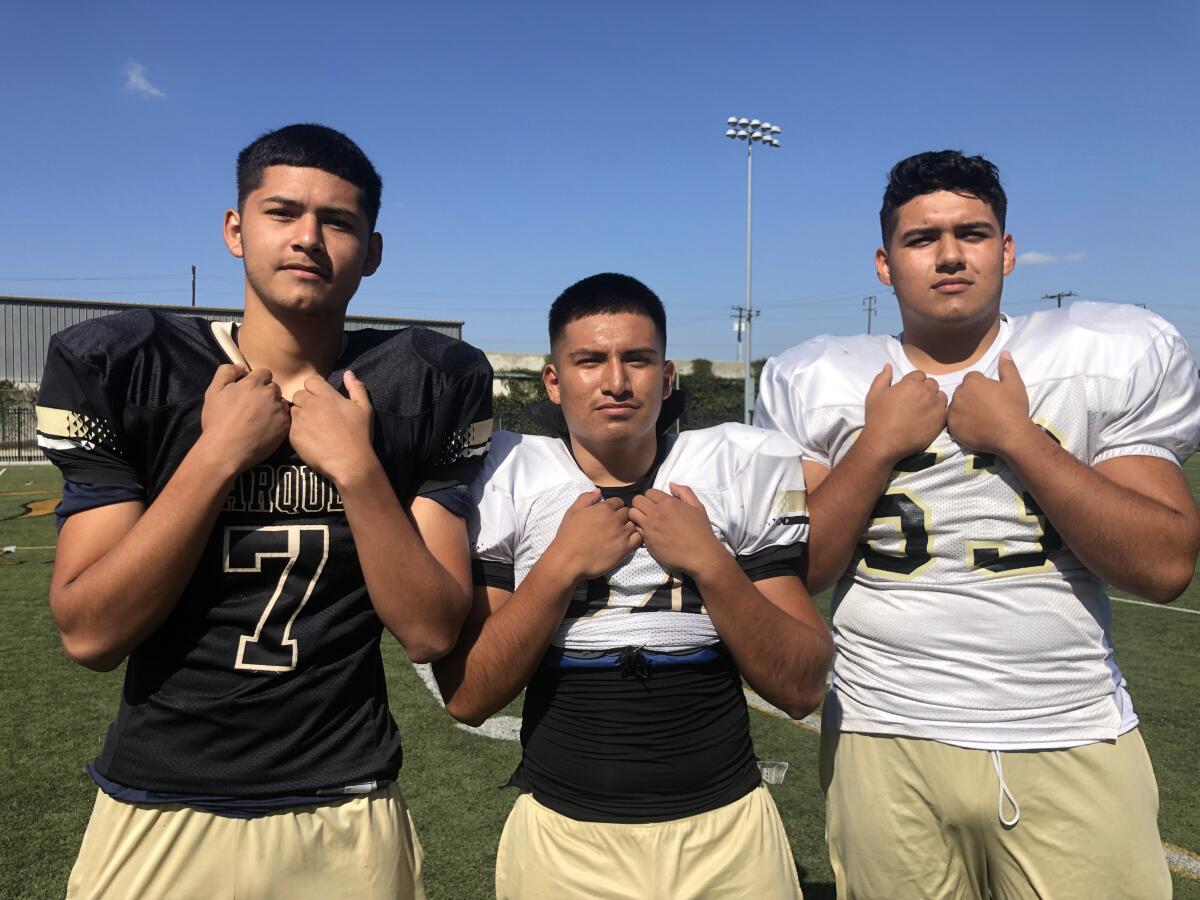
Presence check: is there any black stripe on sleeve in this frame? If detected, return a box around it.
[736,543,806,582]
[472,559,515,592]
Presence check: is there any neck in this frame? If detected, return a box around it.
[569,430,659,487]
[900,315,1002,374]
[237,296,345,399]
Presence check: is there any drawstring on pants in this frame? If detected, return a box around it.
[990,750,1021,828]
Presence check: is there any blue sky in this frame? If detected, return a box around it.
[2,0,1197,360]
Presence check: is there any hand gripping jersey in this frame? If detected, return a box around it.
[472,424,810,653]
[471,423,809,821]
[756,302,1200,748]
[37,310,493,796]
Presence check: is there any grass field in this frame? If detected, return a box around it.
[2,461,1198,899]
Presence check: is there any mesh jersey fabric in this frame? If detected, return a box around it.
[36,310,493,795]
[469,423,809,653]
[755,302,1200,746]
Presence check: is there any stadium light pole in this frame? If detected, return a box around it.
[725,116,781,424]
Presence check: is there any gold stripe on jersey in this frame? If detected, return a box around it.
[35,405,119,450]
[770,489,807,517]
[467,418,493,447]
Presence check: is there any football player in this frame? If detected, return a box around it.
[37,124,492,899]
[433,273,833,898]
[756,150,1200,899]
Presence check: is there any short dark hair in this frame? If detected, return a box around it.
[237,124,383,230]
[880,150,1006,245]
[549,273,667,353]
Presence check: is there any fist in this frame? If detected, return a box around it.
[629,484,721,576]
[554,491,641,580]
[946,352,1032,456]
[860,365,948,462]
[200,365,290,471]
[288,370,377,485]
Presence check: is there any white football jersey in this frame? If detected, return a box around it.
[470,424,809,653]
[756,302,1200,747]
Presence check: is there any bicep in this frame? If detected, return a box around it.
[408,496,473,594]
[52,499,146,590]
[461,584,514,633]
[753,574,831,639]
[802,460,831,494]
[1093,455,1200,520]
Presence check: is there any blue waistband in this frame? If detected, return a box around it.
[543,644,725,670]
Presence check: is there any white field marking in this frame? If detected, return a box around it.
[1165,843,1200,880]
[1111,595,1200,616]
[412,663,521,741]
[743,687,821,733]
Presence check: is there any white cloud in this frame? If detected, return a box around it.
[124,61,166,99]
[1017,251,1087,266]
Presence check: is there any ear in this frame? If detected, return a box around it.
[662,359,676,399]
[223,209,244,259]
[874,246,892,286]
[363,232,383,278]
[1002,233,1015,276]
[543,362,562,405]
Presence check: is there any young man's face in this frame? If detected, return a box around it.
[875,190,1015,334]
[544,312,674,452]
[223,165,382,319]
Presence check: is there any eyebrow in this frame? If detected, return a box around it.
[567,346,660,360]
[260,195,362,221]
[899,220,997,240]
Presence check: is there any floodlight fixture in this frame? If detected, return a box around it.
[722,115,784,424]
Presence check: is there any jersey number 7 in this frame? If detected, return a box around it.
[224,525,330,672]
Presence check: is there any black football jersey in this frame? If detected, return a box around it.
[37,310,493,796]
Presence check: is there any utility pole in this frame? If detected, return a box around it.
[731,305,758,363]
[1042,290,1077,308]
[191,265,197,307]
[863,295,877,334]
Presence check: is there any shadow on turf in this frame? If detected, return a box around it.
[797,865,836,899]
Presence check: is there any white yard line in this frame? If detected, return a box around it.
[411,662,521,741]
[1111,595,1200,616]
[1166,844,1200,880]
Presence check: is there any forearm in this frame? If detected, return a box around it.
[1000,423,1198,601]
[336,461,470,662]
[690,555,833,719]
[51,439,238,670]
[435,552,579,726]
[806,439,899,591]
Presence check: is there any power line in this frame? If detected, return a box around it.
[1042,290,1078,308]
